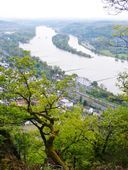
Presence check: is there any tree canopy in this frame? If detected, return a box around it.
[0,56,75,170]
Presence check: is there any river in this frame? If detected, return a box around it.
[19,26,128,94]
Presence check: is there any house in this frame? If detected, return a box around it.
[60,98,73,108]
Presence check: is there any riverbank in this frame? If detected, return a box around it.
[79,40,128,61]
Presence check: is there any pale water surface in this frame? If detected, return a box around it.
[20,26,128,94]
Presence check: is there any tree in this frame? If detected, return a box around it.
[95,106,128,168]
[102,0,128,14]
[55,105,128,169]
[55,112,97,169]
[91,81,98,87]
[12,130,46,168]
[0,56,75,170]
[117,71,128,101]
[112,25,128,50]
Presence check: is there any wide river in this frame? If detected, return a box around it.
[20,26,128,94]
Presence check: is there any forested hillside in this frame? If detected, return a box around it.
[1,55,128,170]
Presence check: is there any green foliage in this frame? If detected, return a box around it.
[99,107,128,167]
[117,72,128,97]
[54,106,128,169]
[55,109,95,169]
[12,129,46,166]
[0,134,5,145]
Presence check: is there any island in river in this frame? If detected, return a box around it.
[52,33,91,58]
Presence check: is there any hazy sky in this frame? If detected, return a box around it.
[0,0,128,19]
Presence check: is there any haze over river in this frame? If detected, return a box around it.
[20,26,128,94]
